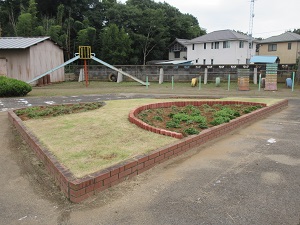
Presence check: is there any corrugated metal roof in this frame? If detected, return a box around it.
[259,32,300,43]
[188,30,254,44]
[0,37,50,49]
[250,56,279,64]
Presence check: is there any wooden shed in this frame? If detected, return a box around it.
[0,37,64,84]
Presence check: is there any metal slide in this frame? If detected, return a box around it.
[28,52,147,86]
[27,55,80,84]
[91,55,148,86]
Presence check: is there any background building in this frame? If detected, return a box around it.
[258,32,300,64]
[185,30,257,65]
[0,37,64,84]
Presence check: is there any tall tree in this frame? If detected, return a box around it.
[100,23,132,65]
[15,12,32,36]
[77,26,96,46]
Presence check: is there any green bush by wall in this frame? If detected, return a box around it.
[0,76,32,97]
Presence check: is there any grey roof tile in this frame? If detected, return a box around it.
[188,30,254,43]
[0,37,50,49]
[259,32,300,43]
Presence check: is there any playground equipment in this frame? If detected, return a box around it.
[264,63,278,91]
[27,46,147,86]
[237,68,250,91]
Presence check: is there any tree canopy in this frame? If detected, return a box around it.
[0,0,206,64]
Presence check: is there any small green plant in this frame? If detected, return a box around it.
[243,105,263,114]
[210,117,229,126]
[171,105,179,112]
[139,112,148,118]
[191,115,207,124]
[155,108,164,116]
[184,127,199,135]
[153,116,163,121]
[173,113,190,122]
[166,120,181,128]
[198,123,208,129]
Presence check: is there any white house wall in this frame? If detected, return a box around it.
[29,40,64,83]
[187,41,257,65]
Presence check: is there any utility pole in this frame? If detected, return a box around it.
[247,0,255,64]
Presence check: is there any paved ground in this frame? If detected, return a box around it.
[0,95,299,225]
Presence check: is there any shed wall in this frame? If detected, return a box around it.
[0,49,30,81]
[0,40,64,83]
[29,40,64,83]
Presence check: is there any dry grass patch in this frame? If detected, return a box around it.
[23,98,280,178]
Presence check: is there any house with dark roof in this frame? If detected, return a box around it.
[168,38,189,61]
[0,37,64,84]
[185,30,258,65]
[258,32,300,64]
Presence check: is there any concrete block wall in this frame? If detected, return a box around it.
[8,99,288,203]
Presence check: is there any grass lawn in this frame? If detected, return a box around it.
[23,97,283,178]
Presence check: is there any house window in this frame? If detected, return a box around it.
[211,43,214,49]
[192,44,195,50]
[204,43,206,49]
[211,59,214,65]
[170,43,187,52]
[214,42,219,49]
[203,59,206,65]
[196,59,198,63]
[239,41,244,48]
[223,41,230,48]
[249,42,253,49]
[288,42,292,50]
[268,44,277,51]
[174,51,180,58]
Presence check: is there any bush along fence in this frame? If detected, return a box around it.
[8,99,288,203]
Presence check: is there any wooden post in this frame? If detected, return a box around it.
[84,59,88,87]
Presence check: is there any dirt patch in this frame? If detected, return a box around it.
[15,102,105,121]
[137,103,264,136]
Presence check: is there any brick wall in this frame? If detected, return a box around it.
[8,99,288,203]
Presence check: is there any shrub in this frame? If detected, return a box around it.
[166,120,181,128]
[210,116,230,126]
[153,116,163,121]
[0,76,32,97]
[184,127,199,135]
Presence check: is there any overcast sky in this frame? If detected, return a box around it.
[119,0,300,39]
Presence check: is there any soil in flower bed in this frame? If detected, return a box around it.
[15,102,105,121]
[137,103,264,136]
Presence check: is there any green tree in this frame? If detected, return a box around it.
[16,12,32,36]
[292,29,300,35]
[56,4,64,27]
[100,24,132,65]
[77,26,96,46]
[28,0,37,32]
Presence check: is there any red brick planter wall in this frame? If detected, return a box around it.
[8,99,288,203]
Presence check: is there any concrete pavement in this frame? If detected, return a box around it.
[0,96,299,225]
